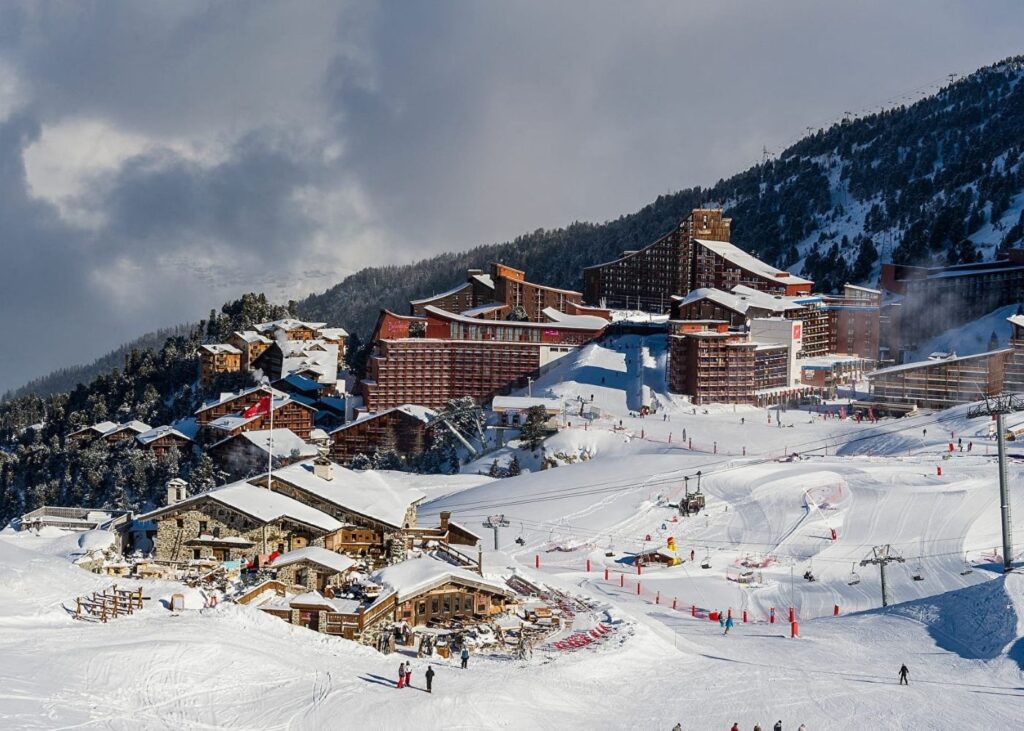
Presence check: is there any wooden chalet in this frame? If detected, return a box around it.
[262,458,425,565]
[195,386,277,427]
[135,425,193,459]
[208,428,317,480]
[227,330,273,371]
[328,404,434,465]
[373,557,515,628]
[268,546,357,592]
[66,420,119,446]
[136,480,343,563]
[198,343,242,386]
[102,420,152,445]
[202,394,316,443]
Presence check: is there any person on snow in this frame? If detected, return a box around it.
[460,646,470,669]
[396,662,406,689]
[754,725,762,731]
[404,661,412,688]
[724,615,734,635]
[671,724,682,731]
[730,723,740,731]
[797,725,806,731]
[898,663,909,685]
[773,722,782,731]
[425,665,435,693]
[718,612,726,629]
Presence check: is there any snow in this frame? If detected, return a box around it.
[491,395,561,412]
[695,238,813,287]
[906,304,1021,361]
[271,546,356,574]
[135,424,191,445]
[869,348,1012,377]
[371,556,512,603]
[137,480,343,532]
[540,307,610,329]
[268,462,425,529]
[4,334,1024,729]
[238,429,318,460]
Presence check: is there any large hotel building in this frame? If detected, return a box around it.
[583,209,812,311]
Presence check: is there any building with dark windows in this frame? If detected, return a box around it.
[583,209,812,312]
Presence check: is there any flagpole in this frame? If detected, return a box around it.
[267,387,274,491]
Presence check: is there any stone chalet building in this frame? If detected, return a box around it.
[138,458,424,565]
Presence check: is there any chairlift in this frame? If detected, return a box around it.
[846,563,861,586]
[803,559,816,582]
[605,535,614,558]
[911,557,925,582]
[960,552,974,576]
[515,522,526,546]
[700,547,712,570]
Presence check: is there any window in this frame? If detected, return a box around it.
[192,548,202,560]
[277,543,285,554]
[175,518,184,529]
[431,598,439,613]
[198,521,208,535]
[213,527,221,538]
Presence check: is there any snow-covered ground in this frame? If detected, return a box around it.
[2,335,1023,729]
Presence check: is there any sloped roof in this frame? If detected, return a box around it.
[137,480,342,532]
[371,557,513,603]
[694,239,813,287]
[200,343,242,355]
[237,429,318,460]
[271,546,356,574]
[491,396,561,412]
[263,461,425,529]
[136,424,192,446]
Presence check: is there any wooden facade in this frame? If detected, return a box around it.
[199,344,242,386]
[329,407,432,465]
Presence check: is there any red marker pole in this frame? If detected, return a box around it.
[770,607,776,624]
[619,574,624,588]
[604,567,609,581]
[636,582,641,596]
[672,598,677,610]
[788,607,795,623]
[691,604,696,617]
[656,591,660,604]
[834,604,840,616]
[791,621,799,638]
[742,610,748,624]
[586,559,591,573]
[535,555,540,569]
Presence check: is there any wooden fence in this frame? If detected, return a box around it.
[73,585,144,623]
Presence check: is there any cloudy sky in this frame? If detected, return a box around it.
[1,1,1022,392]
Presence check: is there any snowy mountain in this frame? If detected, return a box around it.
[300,55,1024,336]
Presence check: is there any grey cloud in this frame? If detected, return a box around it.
[2,1,1024,392]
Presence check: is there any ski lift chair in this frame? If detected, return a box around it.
[515,522,526,546]
[700,548,711,569]
[960,553,974,576]
[846,563,861,586]
[605,536,614,558]
[911,559,925,582]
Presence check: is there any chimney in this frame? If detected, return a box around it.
[439,511,451,532]
[313,455,334,481]
[166,478,188,506]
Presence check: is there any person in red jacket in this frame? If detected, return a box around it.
[731,724,740,731]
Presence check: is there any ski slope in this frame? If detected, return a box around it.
[2,335,1023,729]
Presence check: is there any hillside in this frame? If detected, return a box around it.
[300,55,1024,337]
[12,56,1024,400]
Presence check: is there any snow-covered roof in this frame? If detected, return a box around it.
[231,331,273,344]
[541,307,609,330]
[1008,314,1024,329]
[371,556,513,603]
[279,373,325,393]
[491,395,561,412]
[260,461,425,529]
[329,404,435,434]
[868,348,1013,378]
[103,420,152,437]
[253,318,326,334]
[731,285,809,311]
[409,282,472,306]
[271,546,356,574]
[319,327,349,340]
[693,239,813,287]
[461,303,506,317]
[69,420,118,437]
[136,424,192,445]
[471,273,494,289]
[200,343,242,355]
[137,480,342,532]
[421,305,606,332]
[196,386,279,414]
[236,429,318,460]
[207,396,314,432]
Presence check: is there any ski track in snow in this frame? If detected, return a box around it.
[3,335,1024,729]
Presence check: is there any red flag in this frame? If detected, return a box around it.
[243,395,271,418]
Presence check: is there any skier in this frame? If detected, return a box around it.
[672,724,682,731]
[754,725,763,731]
[899,663,909,685]
[968,441,973,452]
[730,724,740,731]
[724,614,734,635]
[774,722,783,731]
[460,646,470,669]
[690,549,695,562]
[396,661,406,689]
[404,661,412,688]
[425,665,435,693]
[718,612,726,630]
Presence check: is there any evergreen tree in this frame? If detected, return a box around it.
[519,405,550,451]
[506,455,522,477]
